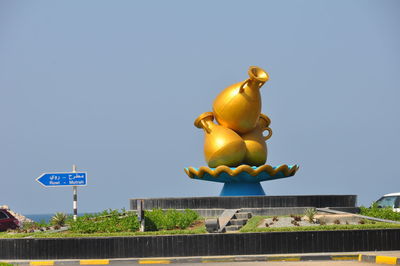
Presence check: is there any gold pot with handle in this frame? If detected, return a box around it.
[194,112,246,168]
[212,66,269,134]
[241,114,272,166]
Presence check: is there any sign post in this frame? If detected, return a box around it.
[36,165,87,221]
[137,199,145,232]
[72,165,78,221]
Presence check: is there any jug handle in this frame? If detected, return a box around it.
[239,79,250,93]
[263,127,273,141]
[200,120,212,134]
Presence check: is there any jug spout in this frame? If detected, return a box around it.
[240,66,270,92]
[194,112,214,134]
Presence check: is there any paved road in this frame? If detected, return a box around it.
[66,262,373,266]
[176,263,373,266]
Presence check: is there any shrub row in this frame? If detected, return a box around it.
[360,205,400,221]
[144,209,199,231]
[69,209,139,233]
[69,209,199,233]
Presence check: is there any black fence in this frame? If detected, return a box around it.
[1,229,399,260]
[129,195,357,210]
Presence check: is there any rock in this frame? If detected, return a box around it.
[0,204,34,225]
[314,214,362,225]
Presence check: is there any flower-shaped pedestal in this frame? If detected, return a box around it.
[184,164,299,196]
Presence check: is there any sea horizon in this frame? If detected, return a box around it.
[24,213,56,223]
[25,212,97,223]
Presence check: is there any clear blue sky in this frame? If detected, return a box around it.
[1,1,399,214]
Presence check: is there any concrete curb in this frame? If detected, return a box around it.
[359,254,400,265]
[4,254,360,265]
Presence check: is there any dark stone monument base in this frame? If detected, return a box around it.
[129,195,357,211]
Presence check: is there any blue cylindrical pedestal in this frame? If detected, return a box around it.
[220,182,266,196]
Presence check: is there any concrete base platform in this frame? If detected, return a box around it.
[129,195,357,211]
[130,207,318,218]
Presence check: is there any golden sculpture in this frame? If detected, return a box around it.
[187,66,298,196]
[212,66,269,134]
[194,66,272,167]
[194,112,246,168]
[241,114,272,166]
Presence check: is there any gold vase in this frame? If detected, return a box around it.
[241,114,272,166]
[194,112,246,168]
[212,66,269,134]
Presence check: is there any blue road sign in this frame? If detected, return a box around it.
[36,172,87,187]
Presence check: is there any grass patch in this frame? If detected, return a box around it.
[240,216,264,231]
[240,216,400,233]
[0,263,12,266]
[0,225,206,239]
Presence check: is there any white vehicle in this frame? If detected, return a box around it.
[375,192,400,212]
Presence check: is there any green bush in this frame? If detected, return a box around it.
[0,262,12,266]
[69,209,140,233]
[360,204,400,221]
[51,212,67,227]
[304,208,317,223]
[68,208,199,233]
[145,209,199,231]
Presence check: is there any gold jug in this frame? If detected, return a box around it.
[194,112,246,168]
[241,114,273,166]
[212,66,269,134]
